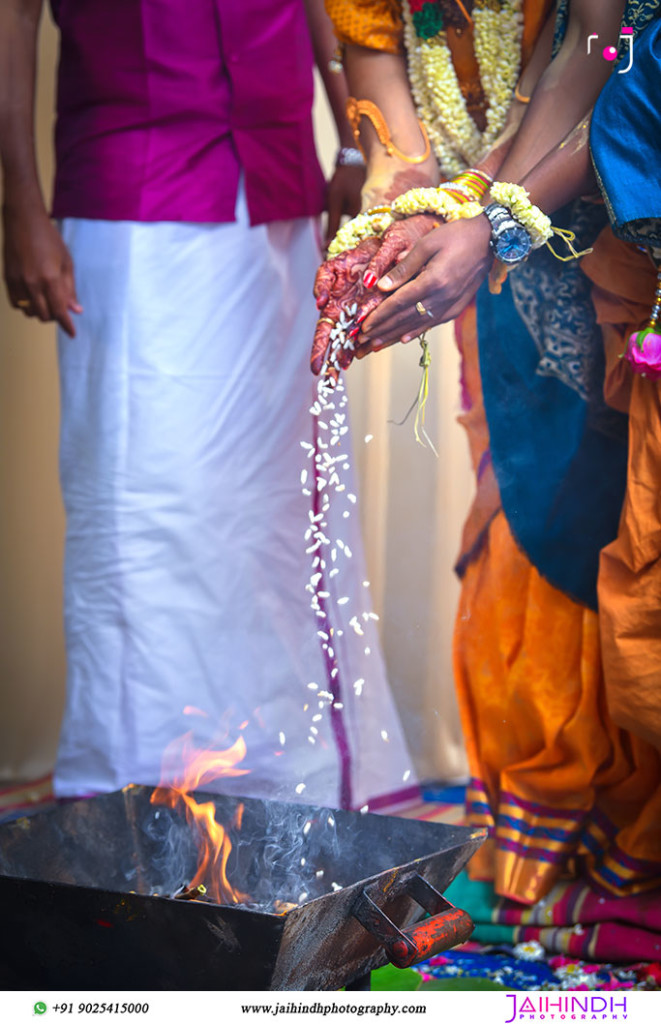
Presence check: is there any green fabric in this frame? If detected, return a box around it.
[370,964,422,991]
[445,872,516,944]
[412,3,444,39]
[369,963,511,992]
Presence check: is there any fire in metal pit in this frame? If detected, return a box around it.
[151,732,250,906]
[0,787,485,990]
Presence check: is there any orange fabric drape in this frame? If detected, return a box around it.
[583,229,661,755]
[453,281,661,905]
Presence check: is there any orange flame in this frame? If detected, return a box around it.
[151,733,250,905]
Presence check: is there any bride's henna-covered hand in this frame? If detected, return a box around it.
[310,169,440,376]
[311,235,380,376]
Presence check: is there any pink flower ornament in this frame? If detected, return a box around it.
[625,326,661,380]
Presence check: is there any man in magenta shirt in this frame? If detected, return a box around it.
[0,0,415,808]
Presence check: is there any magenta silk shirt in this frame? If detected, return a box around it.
[49,0,327,225]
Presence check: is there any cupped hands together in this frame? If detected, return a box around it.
[311,208,494,378]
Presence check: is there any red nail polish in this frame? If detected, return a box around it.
[363,271,377,289]
[348,326,360,338]
[357,311,368,323]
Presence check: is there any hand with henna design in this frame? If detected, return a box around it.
[311,235,381,377]
[311,168,440,377]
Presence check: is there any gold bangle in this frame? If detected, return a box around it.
[514,83,531,104]
[346,98,431,165]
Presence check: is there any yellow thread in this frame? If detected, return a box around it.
[545,227,594,262]
[413,335,438,455]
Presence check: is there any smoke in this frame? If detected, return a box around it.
[139,782,369,912]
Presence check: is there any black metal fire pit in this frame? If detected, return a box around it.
[0,786,484,990]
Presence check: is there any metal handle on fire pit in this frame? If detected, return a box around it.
[352,874,474,969]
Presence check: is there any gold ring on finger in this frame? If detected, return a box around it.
[16,299,31,309]
[416,300,433,318]
[318,317,335,327]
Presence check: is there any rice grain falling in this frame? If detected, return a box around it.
[297,317,388,812]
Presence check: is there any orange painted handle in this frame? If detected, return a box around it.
[388,906,474,969]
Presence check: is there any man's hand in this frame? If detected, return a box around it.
[355,214,493,357]
[325,163,365,248]
[354,213,441,322]
[3,205,82,337]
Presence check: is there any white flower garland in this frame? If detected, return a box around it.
[403,0,524,177]
[489,181,553,248]
[391,187,483,222]
[327,185,485,257]
[326,209,394,257]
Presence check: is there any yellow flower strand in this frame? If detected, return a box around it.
[327,208,394,257]
[489,181,553,248]
[391,186,483,222]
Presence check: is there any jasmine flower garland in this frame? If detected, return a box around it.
[391,186,483,221]
[326,208,394,257]
[327,185,484,259]
[403,0,524,177]
[489,181,553,248]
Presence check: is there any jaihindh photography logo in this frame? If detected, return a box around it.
[504,993,629,1022]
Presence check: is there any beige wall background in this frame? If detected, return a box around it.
[0,11,471,785]
[0,8,65,780]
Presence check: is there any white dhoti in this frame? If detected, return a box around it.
[54,194,415,809]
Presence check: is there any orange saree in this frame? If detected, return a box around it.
[454,247,661,907]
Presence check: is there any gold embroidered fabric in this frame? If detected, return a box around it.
[325,0,552,62]
[325,0,404,55]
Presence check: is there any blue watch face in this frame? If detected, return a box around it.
[494,226,531,264]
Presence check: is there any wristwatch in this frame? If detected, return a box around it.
[483,202,532,265]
